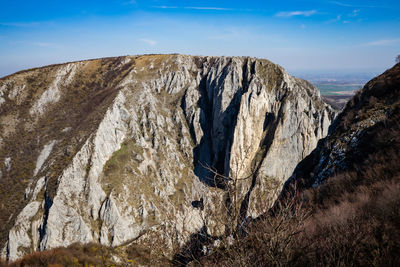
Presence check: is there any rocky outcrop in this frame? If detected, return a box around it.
[0,54,334,261]
[282,63,400,194]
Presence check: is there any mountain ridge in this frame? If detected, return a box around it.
[0,54,334,261]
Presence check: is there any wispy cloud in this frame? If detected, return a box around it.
[184,7,233,11]
[363,39,400,46]
[326,14,342,23]
[139,38,157,46]
[348,9,360,17]
[329,1,354,7]
[329,1,384,8]
[152,6,178,9]
[326,10,360,24]
[152,6,232,11]
[0,22,40,27]
[123,0,136,5]
[276,10,317,17]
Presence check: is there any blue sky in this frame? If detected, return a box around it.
[0,0,399,77]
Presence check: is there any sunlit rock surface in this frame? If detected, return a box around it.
[0,55,334,261]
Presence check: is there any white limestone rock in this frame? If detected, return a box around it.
[30,63,79,117]
[1,55,335,261]
[34,140,56,176]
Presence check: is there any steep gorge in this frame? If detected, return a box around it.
[0,54,334,261]
[202,64,400,267]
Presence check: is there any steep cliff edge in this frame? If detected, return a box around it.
[0,54,334,261]
[200,64,400,267]
[283,62,400,193]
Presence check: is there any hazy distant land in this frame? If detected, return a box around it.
[315,83,359,109]
[293,71,378,109]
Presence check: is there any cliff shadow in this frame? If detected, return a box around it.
[183,59,255,189]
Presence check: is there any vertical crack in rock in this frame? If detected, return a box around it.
[39,179,53,251]
[191,74,214,185]
[192,58,256,189]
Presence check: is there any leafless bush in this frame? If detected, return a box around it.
[200,194,311,267]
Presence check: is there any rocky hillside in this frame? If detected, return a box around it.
[0,54,334,261]
[200,65,400,266]
[283,62,400,193]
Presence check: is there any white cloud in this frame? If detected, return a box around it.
[139,38,157,46]
[276,10,317,17]
[329,1,383,8]
[326,14,342,23]
[153,6,178,9]
[329,1,354,7]
[326,10,360,24]
[348,9,360,17]
[363,39,400,46]
[152,6,232,11]
[184,7,232,11]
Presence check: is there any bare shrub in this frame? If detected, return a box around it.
[5,243,118,266]
[199,190,311,267]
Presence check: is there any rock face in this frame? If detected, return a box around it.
[0,55,334,261]
[282,63,400,193]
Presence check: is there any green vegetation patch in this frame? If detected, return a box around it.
[102,139,143,195]
[256,60,283,92]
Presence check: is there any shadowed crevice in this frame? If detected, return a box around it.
[38,181,53,251]
[190,58,255,189]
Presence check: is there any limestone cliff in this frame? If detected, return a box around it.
[282,63,400,194]
[0,54,334,261]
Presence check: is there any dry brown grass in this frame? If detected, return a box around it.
[4,243,116,267]
[199,177,400,267]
